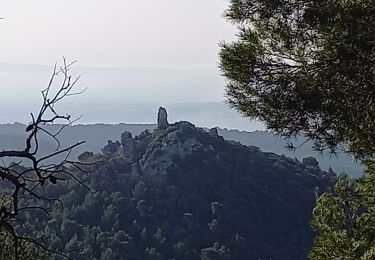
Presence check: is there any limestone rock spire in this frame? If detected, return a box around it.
[157,107,169,130]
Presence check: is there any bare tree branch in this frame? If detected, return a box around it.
[0,58,88,259]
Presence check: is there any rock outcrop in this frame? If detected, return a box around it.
[120,131,135,160]
[157,107,169,130]
[101,140,120,156]
[140,121,207,176]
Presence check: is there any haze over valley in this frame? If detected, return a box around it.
[0,63,263,131]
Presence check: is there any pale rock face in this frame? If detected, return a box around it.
[141,132,203,176]
[140,121,218,176]
[157,107,169,130]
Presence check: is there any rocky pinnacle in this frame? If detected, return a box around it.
[157,107,169,130]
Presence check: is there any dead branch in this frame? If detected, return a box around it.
[0,58,87,259]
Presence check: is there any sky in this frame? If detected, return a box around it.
[0,1,264,130]
[1,0,236,69]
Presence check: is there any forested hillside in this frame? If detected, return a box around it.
[9,119,335,259]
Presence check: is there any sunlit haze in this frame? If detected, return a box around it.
[0,1,264,131]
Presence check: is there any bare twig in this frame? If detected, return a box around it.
[0,58,88,259]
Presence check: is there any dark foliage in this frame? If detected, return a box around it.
[219,1,375,258]
[12,122,334,259]
[220,0,375,159]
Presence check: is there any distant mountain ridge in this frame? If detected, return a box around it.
[0,122,362,176]
[217,129,363,177]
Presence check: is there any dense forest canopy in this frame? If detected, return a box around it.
[2,120,334,259]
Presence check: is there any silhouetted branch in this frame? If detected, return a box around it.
[0,58,87,259]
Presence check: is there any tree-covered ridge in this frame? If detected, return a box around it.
[17,121,334,259]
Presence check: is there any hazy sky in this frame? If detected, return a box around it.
[0,1,261,130]
[1,0,236,69]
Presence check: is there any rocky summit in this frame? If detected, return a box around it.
[62,108,336,260]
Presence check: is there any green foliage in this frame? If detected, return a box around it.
[310,164,375,259]
[310,175,365,259]
[220,0,375,159]
[0,231,45,260]
[0,198,44,260]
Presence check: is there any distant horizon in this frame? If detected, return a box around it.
[0,97,265,132]
[0,120,267,132]
[0,62,264,131]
